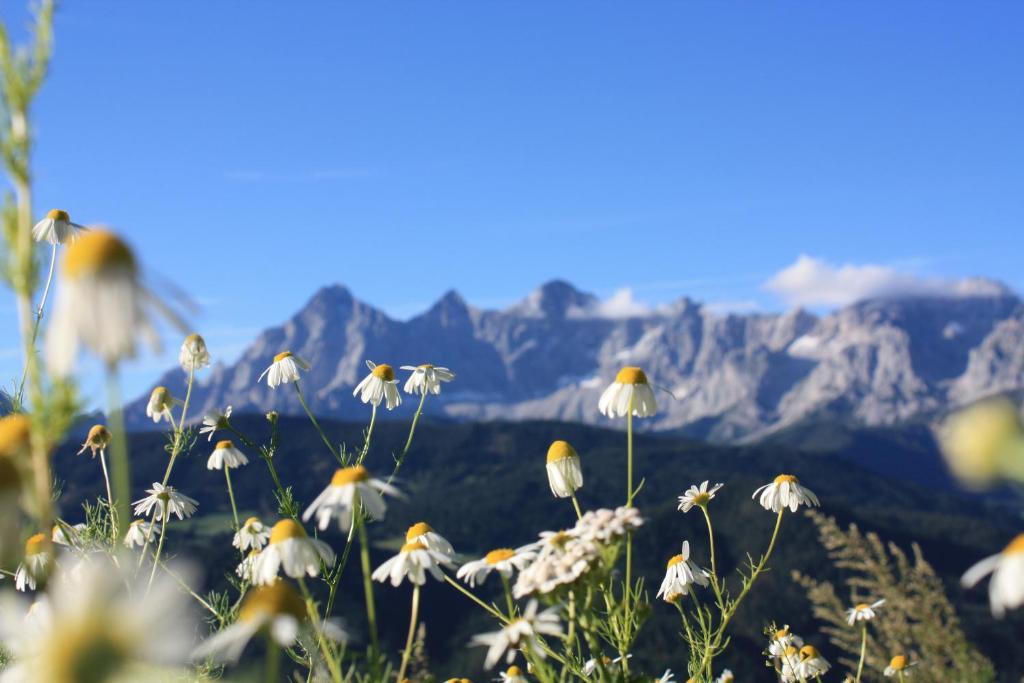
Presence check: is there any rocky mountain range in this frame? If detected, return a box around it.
[126,279,1024,442]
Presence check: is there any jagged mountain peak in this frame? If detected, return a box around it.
[509,279,599,319]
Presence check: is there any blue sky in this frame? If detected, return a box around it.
[0,2,1021,399]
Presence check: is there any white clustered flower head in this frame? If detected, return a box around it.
[598,366,657,419]
[471,599,564,669]
[846,598,886,626]
[371,539,454,587]
[14,534,51,592]
[233,517,271,552]
[678,480,724,513]
[199,405,232,441]
[401,363,455,395]
[656,541,709,602]
[498,665,529,683]
[353,360,402,410]
[0,554,197,682]
[145,386,174,424]
[207,439,249,470]
[45,230,174,376]
[32,209,83,245]
[302,465,401,532]
[752,474,820,513]
[258,351,310,388]
[124,520,152,549]
[781,645,830,682]
[132,482,199,522]
[404,522,455,558]
[962,533,1024,617]
[545,440,583,498]
[457,546,537,587]
[884,655,916,677]
[768,625,804,658]
[192,579,347,663]
[179,333,210,372]
[252,520,335,585]
[76,424,111,459]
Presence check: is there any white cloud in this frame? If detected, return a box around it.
[567,287,652,319]
[764,254,1010,308]
[704,299,761,315]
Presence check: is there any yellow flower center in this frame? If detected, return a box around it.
[46,208,70,221]
[507,666,522,676]
[269,519,307,544]
[0,413,31,457]
[774,626,790,640]
[25,532,47,556]
[331,465,370,486]
[244,516,261,529]
[774,474,798,485]
[799,645,820,660]
[274,351,294,362]
[784,646,799,657]
[1003,533,1024,555]
[692,492,711,505]
[63,230,136,278]
[239,580,306,622]
[86,424,111,446]
[667,554,685,568]
[854,602,871,612]
[546,440,578,463]
[418,363,434,369]
[215,439,234,450]
[889,655,907,670]
[150,386,170,404]
[371,364,395,381]
[184,332,204,346]
[615,366,648,385]
[406,522,433,541]
[41,617,130,683]
[401,541,427,553]
[130,520,145,528]
[485,549,516,564]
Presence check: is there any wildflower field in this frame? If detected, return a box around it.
[1,4,1023,683]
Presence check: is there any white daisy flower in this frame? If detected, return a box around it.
[405,522,455,558]
[193,579,347,663]
[678,481,723,513]
[768,625,804,658]
[846,598,886,625]
[353,360,402,410]
[132,482,199,521]
[45,230,176,376]
[471,599,563,669]
[546,440,583,498]
[258,351,310,388]
[371,540,454,587]
[251,519,335,585]
[236,549,261,583]
[124,519,152,549]
[715,669,734,683]
[656,541,709,602]
[207,439,249,470]
[498,665,529,683]
[179,332,210,372]
[302,465,400,531]
[581,654,631,676]
[781,645,830,681]
[457,547,536,587]
[752,474,820,513]
[962,533,1024,617]
[401,363,455,395]
[199,405,232,441]
[76,424,111,458]
[233,517,271,552]
[15,534,51,592]
[597,366,657,418]
[145,386,174,424]
[32,209,83,245]
[884,655,917,677]
[51,523,86,547]
[654,671,675,683]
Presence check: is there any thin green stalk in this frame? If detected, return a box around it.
[224,466,240,531]
[265,641,281,683]
[356,403,378,465]
[146,499,169,592]
[388,389,427,482]
[293,381,339,461]
[855,623,868,683]
[160,365,195,487]
[106,365,130,539]
[500,573,516,616]
[443,574,507,621]
[700,505,725,608]
[297,577,343,682]
[397,584,420,682]
[15,241,55,401]
[622,393,635,674]
[98,449,115,543]
[356,512,379,657]
[570,493,583,519]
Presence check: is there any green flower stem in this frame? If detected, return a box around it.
[293,380,339,462]
[500,572,516,616]
[297,577,343,682]
[855,623,868,683]
[265,641,281,683]
[98,449,115,542]
[397,584,420,682]
[622,393,635,675]
[161,365,196,487]
[105,365,131,540]
[700,505,725,608]
[224,466,240,531]
[356,403,378,466]
[146,499,169,592]
[388,390,427,483]
[355,512,380,658]
[15,241,56,402]
[443,574,507,621]
[570,493,583,520]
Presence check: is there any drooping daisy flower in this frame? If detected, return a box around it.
[132,482,199,521]
[781,645,830,680]
[846,598,886,625]
[939,399,1024,488]
[546,440,583,498]
[598,366,657,418]
[678,481,724,513]
[15,534,51,592]
[498,665,528,683]
[962,533,1024,617]
[752,474,820,513]
[179,333,210,372]
[302,465,400,531]
[471,599,563,669]
[405,522,455,558]
[45,230,176,376]
[124,519,152,549]
[236,549,261,583]
[656,541,709,602]
[457,547,536,587]
[401,364,456,395]
[193,579,347,663]
[251,519,335,585]
[768,625,804,658]
[353,360,402,410]
[884,655,917,677]
[371,540,454,587]
[199,405,232,441]
[714,669,734,683]
[258,351,310,388]
[76,424,111,458]
[233,517,271,552]
[207,439,249,470]
[145,386,174,424]
[32,209,83,245]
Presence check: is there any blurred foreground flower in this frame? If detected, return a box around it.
[14,533,50,591]
[781,645,830,681]
[471,599,563,669]
[962,533,1024,617]
[939,399,1024,488]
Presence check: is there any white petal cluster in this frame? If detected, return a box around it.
[124,519,152,549]
[179,333,210,372]
[145,386,174,424]
[768,625,804,658]
[133,483,199,521]
[545,440,583,498]
[401,364,455,395]
[207,439,249,470]
[846,598,885,625]
[371,541,454,587]
[199,405,232,441]
[258,351,310,388]
[32,209,83,245]
[233,517,271,551]
[655,541,709,602]
[252,520,335,585]
[678,480,723,513]
[302,465,401,531]
[457,547,536,587]
[598,367,658,418]
[404,522,456,558]
[780,645,830,682]
[470,599,563,669]
[353,360,402,409]
[962,533,1024,617]
[752,474,820,513]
